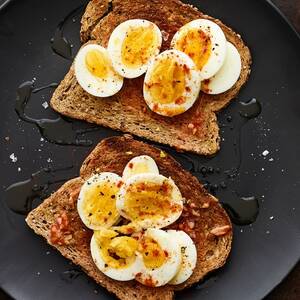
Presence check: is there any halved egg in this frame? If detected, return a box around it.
[122,155,159,180]
[77,172,122,230]
[143,49,201,117]
[116,173,183,229]
[90,229,143,281]
[108,19,162,78]
[167,230,197,285]
[201,42,241,94]
[135,228,181,287]
[171,19,227,79]
[74,44,123,97]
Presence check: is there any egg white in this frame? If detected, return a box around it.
[122,155,159,180]
[167,230,197,285]
[116,173,183,229]
[108,19,162,78]
[74,44,123,97]
[201,42,241,94]
[171,19,227,80]
[135,229,182,287]
[77,172,122,230]
[143,49,201,117]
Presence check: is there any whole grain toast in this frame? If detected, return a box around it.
[50,0,251,156]
[26,135,232,300]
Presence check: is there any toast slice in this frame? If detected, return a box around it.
[26,135,232,300]
[50,0,251,156]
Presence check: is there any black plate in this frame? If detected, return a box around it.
[0,0,300,299]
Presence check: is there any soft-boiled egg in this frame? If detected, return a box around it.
[74,44,123,97]
[143,49,201,117]
[135,228,181,287]
[108,19,162,78]
[90,229,143,281]
[171,19,227,79]
[116,173,183,229]
[77,172,122,230]
[122,155,159,180]
[201,42,241,94]
[167,230,197,285]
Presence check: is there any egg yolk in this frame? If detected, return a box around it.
[146,57,186,105]
[85,49,109,78]
[124,180,181,221]
[95,230,138,269]
[174,29,212,70]
[138,237,167,269]
[82,182,119,227]
[121,26,158,68]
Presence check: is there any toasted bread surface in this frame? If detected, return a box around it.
[26,135,232,300]
[50,0,251,156]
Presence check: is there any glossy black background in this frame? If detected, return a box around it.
[0,0,299,299]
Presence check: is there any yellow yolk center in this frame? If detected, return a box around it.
[175,28,212,70]
[124,180,180,221]
[147,57,186,105]
[121,26,158,68]
[82,182,119,226]
[95,230,138,269]
[138,237,167,269]
[85,49,109,78]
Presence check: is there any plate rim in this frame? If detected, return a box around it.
[0,0,299,299]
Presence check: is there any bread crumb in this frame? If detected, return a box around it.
[126,151,133,155]
[160,151,167,158]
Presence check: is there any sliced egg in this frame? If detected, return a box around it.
[77,172,122,230]
[122,155,159,180]
[167,230,197,285]
[135,229,181,287]
[143,49,201,117]
[108,19,162,78]
[171,19,227,79]
[74,44,123,97]
[116,173,183,229]
[201,42,241,94]
[90,230,143,281]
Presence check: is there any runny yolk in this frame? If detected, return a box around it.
[138,237,167,269]
[121,26,158,68]
[95,230,138,269]
[147,57,186,105]
[85,49,109,78]
[82,182,119,226]
[124,180,181,221]
[175,28,212,70]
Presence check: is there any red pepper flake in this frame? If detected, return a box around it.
[152,249,159,257]
[183,64,190,74]
[117,180,124,188]
[164,250,169,258]
[128,162,134,169]
[50,212,71,246]
[175,97,185,105]
[144,277,156,287]
[126,227,134,234]
[153,103,159,111]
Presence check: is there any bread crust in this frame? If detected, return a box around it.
[26,135,232,300]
